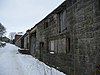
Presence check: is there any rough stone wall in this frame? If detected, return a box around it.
[66,0,100,75]
[32,0,100,75]
[24,34,30,49]
[36,6,70,74]
[36,14,58,57]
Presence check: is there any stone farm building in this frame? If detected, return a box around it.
[15,0,100,75]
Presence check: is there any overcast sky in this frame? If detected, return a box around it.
[0,0,65,37]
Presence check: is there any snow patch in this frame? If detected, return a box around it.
[0,43,65,75]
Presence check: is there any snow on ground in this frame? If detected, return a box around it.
[0,43,65,75]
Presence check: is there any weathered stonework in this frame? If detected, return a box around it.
[16,0,100,75]
[66,0,100,75]
[35,1,72,74]
[34,0,100,75]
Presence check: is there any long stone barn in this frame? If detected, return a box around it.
[15,0,100,75]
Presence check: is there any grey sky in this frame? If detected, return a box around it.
[0,0,65,37]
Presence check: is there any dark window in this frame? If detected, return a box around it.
[39,42,44,61]
[66,38,70,53]
[40,42,44,48]
[99,0,100,9]
[68,38,70,52]
[59,10,67,33]
[44,22,48,29]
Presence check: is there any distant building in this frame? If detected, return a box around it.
[15,34,22,42]
[15,30,30,49]
[0,36,10,43]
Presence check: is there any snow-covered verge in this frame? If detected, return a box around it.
[0,43,66,75]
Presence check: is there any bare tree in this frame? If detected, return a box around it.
[0,23,6,37]
[9,32,16,40]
